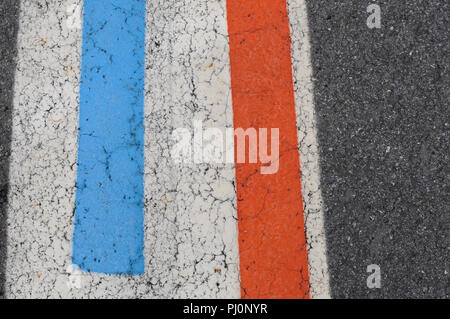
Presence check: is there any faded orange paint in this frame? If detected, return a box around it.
[226,0,310,298]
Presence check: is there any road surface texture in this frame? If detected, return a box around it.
[0,0,20,299]
[306,0,449,298]
[0,0,448,298]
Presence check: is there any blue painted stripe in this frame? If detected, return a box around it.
[72,0,146,274]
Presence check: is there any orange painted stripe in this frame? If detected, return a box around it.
[226,0,310,299]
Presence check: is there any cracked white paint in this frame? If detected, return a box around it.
[288,0,331,298]
[5,0,328,299]
[6,0,82,298]
[143,0,240,298]
[5,0,240,298]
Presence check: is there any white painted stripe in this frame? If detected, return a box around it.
[143,0,240,298]
[6,0,240,298]
[287,0,331,299]
[6,0,82,298]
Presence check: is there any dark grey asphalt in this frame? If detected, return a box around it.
[0,0,20,299]
[305,0,449,298]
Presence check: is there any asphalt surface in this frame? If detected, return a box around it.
[0,0,20,299]
[305,0,449,298]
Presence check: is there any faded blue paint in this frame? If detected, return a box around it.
[72,0,146,274]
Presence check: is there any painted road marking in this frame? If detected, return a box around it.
[142,0,241,298]
[287,0,331,298]
[72,0,147,274]
[5,0,241,298]
[6,0,82,298]
[227,0,310,298]
[5,0,327,298]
